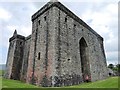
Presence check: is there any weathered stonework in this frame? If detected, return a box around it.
[4,0,108,87]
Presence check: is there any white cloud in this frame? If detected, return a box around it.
[0,1,118,65]
[105,3,118,16]
[6,25,19,33]
[19,26,32,36]
[6,25,32,37]
[60,0,118,3]
[80,2,118,65]
[1,25,19,48]
[106,51,118,65]
[0,7,12,21]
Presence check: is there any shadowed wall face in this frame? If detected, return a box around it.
[4,34,25,80]
[11,39,24,80]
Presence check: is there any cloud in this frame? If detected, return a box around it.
[0,7,12,21]
[0,1,118,65]
[106,51,118,65]
[80,2,118,65]
[59,0,118,3]
[0,2,37,47]
[0,2,38,64]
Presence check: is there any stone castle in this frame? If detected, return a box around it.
[4,0,108,87]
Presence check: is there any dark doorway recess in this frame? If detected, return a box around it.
[79,37,91,82]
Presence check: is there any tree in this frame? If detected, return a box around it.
[116,64,120,76]
[108,64,120,76]
[116,64,120,69]
[108,64,114,69]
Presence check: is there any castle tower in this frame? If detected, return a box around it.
[5,0,108,87]
[4,30,25,80]
[26,0,108,87]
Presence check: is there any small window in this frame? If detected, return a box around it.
[38,20,40,25]
[74,24,76,27]
[20,42,22,45]
[38,52,40,60]
[65,17,67,22]
[44,16,46,21]
[68,59,70,61]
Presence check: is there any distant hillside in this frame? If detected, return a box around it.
[0,64,6,70]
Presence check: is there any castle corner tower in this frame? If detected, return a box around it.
[4,30,25,80]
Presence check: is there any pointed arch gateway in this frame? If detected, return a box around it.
[79,37,91,82]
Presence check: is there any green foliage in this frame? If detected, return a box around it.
[0,70,4,77]
[0,70,2,76]
[108,64,120,75]
[108,64,114,69]
[1,77,119,88]
[116,64,120,72]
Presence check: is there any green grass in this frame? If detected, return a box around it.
[1,76,119,88]
[67,77,119,88]
[2,78,39,88]
[0,70,4,89]
[0,70,3,76]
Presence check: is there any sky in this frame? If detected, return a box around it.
[0,0,118,65]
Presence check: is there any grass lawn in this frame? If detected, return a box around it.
[2,78,39,88]
[0,69,38,88]
[0,70,3,76]
[67,77,119,88]
[1,76,119,88]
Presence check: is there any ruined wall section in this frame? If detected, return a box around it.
[20,35,31,82]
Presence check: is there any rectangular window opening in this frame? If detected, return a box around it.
[44,16,46,21]
[38,52,40,60]
[65,17,67,22]
[38,20,40,25]
[74,24,76,27]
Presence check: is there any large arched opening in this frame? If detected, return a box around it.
[79,37,91,82]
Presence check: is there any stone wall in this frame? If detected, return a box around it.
[52,7,83,86]
[4,40,16,79]
[26,2,108,86]
[20,35,31,82]
[53,6,108,85]
[5,1,108,87]
[4,34,25,80]
[26,7,56,86]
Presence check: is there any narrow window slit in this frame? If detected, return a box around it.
[65,17,67,22]
[44,16,46,21]
[38,52,40,60]
[68,59,70,61]
[38,20,40,25]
